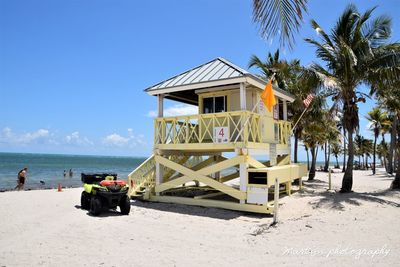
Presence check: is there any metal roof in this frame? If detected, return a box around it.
[145,57,249,92]
[144,57,295,102]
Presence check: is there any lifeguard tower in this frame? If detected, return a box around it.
[128,57,307,214]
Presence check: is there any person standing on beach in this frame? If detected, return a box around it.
[15,167,28,190]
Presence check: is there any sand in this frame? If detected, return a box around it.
[0,168,399,267]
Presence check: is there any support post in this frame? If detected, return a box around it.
[328,168,332,191]
[239,162,247,204]
[155,161,163,196]
[238,149,248,204]
[239,83,247,143]
[273,178,279,224]
[283,100,287,120]
[158,94,164,117]
[240,82,246,110]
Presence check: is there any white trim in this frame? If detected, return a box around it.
[146,77,247,96]
[194,84,241,94]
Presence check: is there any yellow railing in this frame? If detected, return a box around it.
[276,120,291,145]
[154,111,291,146]
[128,155,204,197]
[128,154,155,196]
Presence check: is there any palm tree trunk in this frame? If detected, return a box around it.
[308,146,318,181]
[366,154,369,170]
[392,126,400,189]
[308,146,317,180]
[342,128,347,173]
[383,157,387,173]
[372,135,377,174]
[305,146,310,170]
[323,142,329,172]
[335,155,340,168]
[341,127,354,193]
[388,115,397,174]
[294,131,299,163]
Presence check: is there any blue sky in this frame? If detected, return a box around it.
[1,0,399,159]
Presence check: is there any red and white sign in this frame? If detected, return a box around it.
[214,127,229,143]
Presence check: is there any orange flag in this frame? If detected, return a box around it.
[261,79,276,112]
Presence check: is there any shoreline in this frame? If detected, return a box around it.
[0,184,82,193]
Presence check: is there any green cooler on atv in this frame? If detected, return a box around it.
[80,173,131,216]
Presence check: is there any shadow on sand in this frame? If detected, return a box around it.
[303,179,400,211]
[74,204,125,217]
[130,199,271,220]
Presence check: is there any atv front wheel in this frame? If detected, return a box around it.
[81,191,91,210]
[119,195,131,215]
[90,196,102,216]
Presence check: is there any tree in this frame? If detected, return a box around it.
[305,4,400,192]
[377,141,388,168]
[323,122,340,172]
[252,0,308,49]
[302,104,333,180]
[371,80,400,188]
[354,134,364,169]
[331,142,342,169]
[366,108,389,174]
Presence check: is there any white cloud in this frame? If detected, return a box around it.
[103,133,130,146]
[148,104,198,118]
[103,129,147,148]
[65,131,93,146]
[0,127,51,145]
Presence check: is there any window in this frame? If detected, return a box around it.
[203,96,227,114]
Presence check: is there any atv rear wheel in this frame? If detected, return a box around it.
[119,195,131,215]
[90,196,102,216]
[81,191,91,210]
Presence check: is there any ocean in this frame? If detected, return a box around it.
[0,152,147,191]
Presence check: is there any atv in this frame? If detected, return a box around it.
[80,173,131,216]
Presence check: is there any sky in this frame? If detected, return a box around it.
[1,0,399,159]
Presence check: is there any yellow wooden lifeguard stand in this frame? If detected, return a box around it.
[128,57,307,214]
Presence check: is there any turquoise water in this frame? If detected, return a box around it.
[0,152,147,191]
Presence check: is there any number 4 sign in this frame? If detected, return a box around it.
[214,127,229,143]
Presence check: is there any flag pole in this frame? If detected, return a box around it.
[233,73,276,143]
[291,94,315,135]
[290,107,308,135]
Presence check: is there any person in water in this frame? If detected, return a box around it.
[63,170,67,177]
[15,167,28,190]
[69,169,73,177]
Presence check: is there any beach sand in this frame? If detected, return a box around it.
[0,168,399,266]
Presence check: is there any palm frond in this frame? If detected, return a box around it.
[252,0,308,49]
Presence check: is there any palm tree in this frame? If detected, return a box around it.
[252,0,308,49]
[363,138,374,170]
[387,114,397,174]
[331,142,342,169]
[323,122,340,171]
[377,141,389,170]
[354,134,364,169]
[303,106,333,180]
[366,108,389,174]
[372,81,400,188]
[305,4,400,192]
